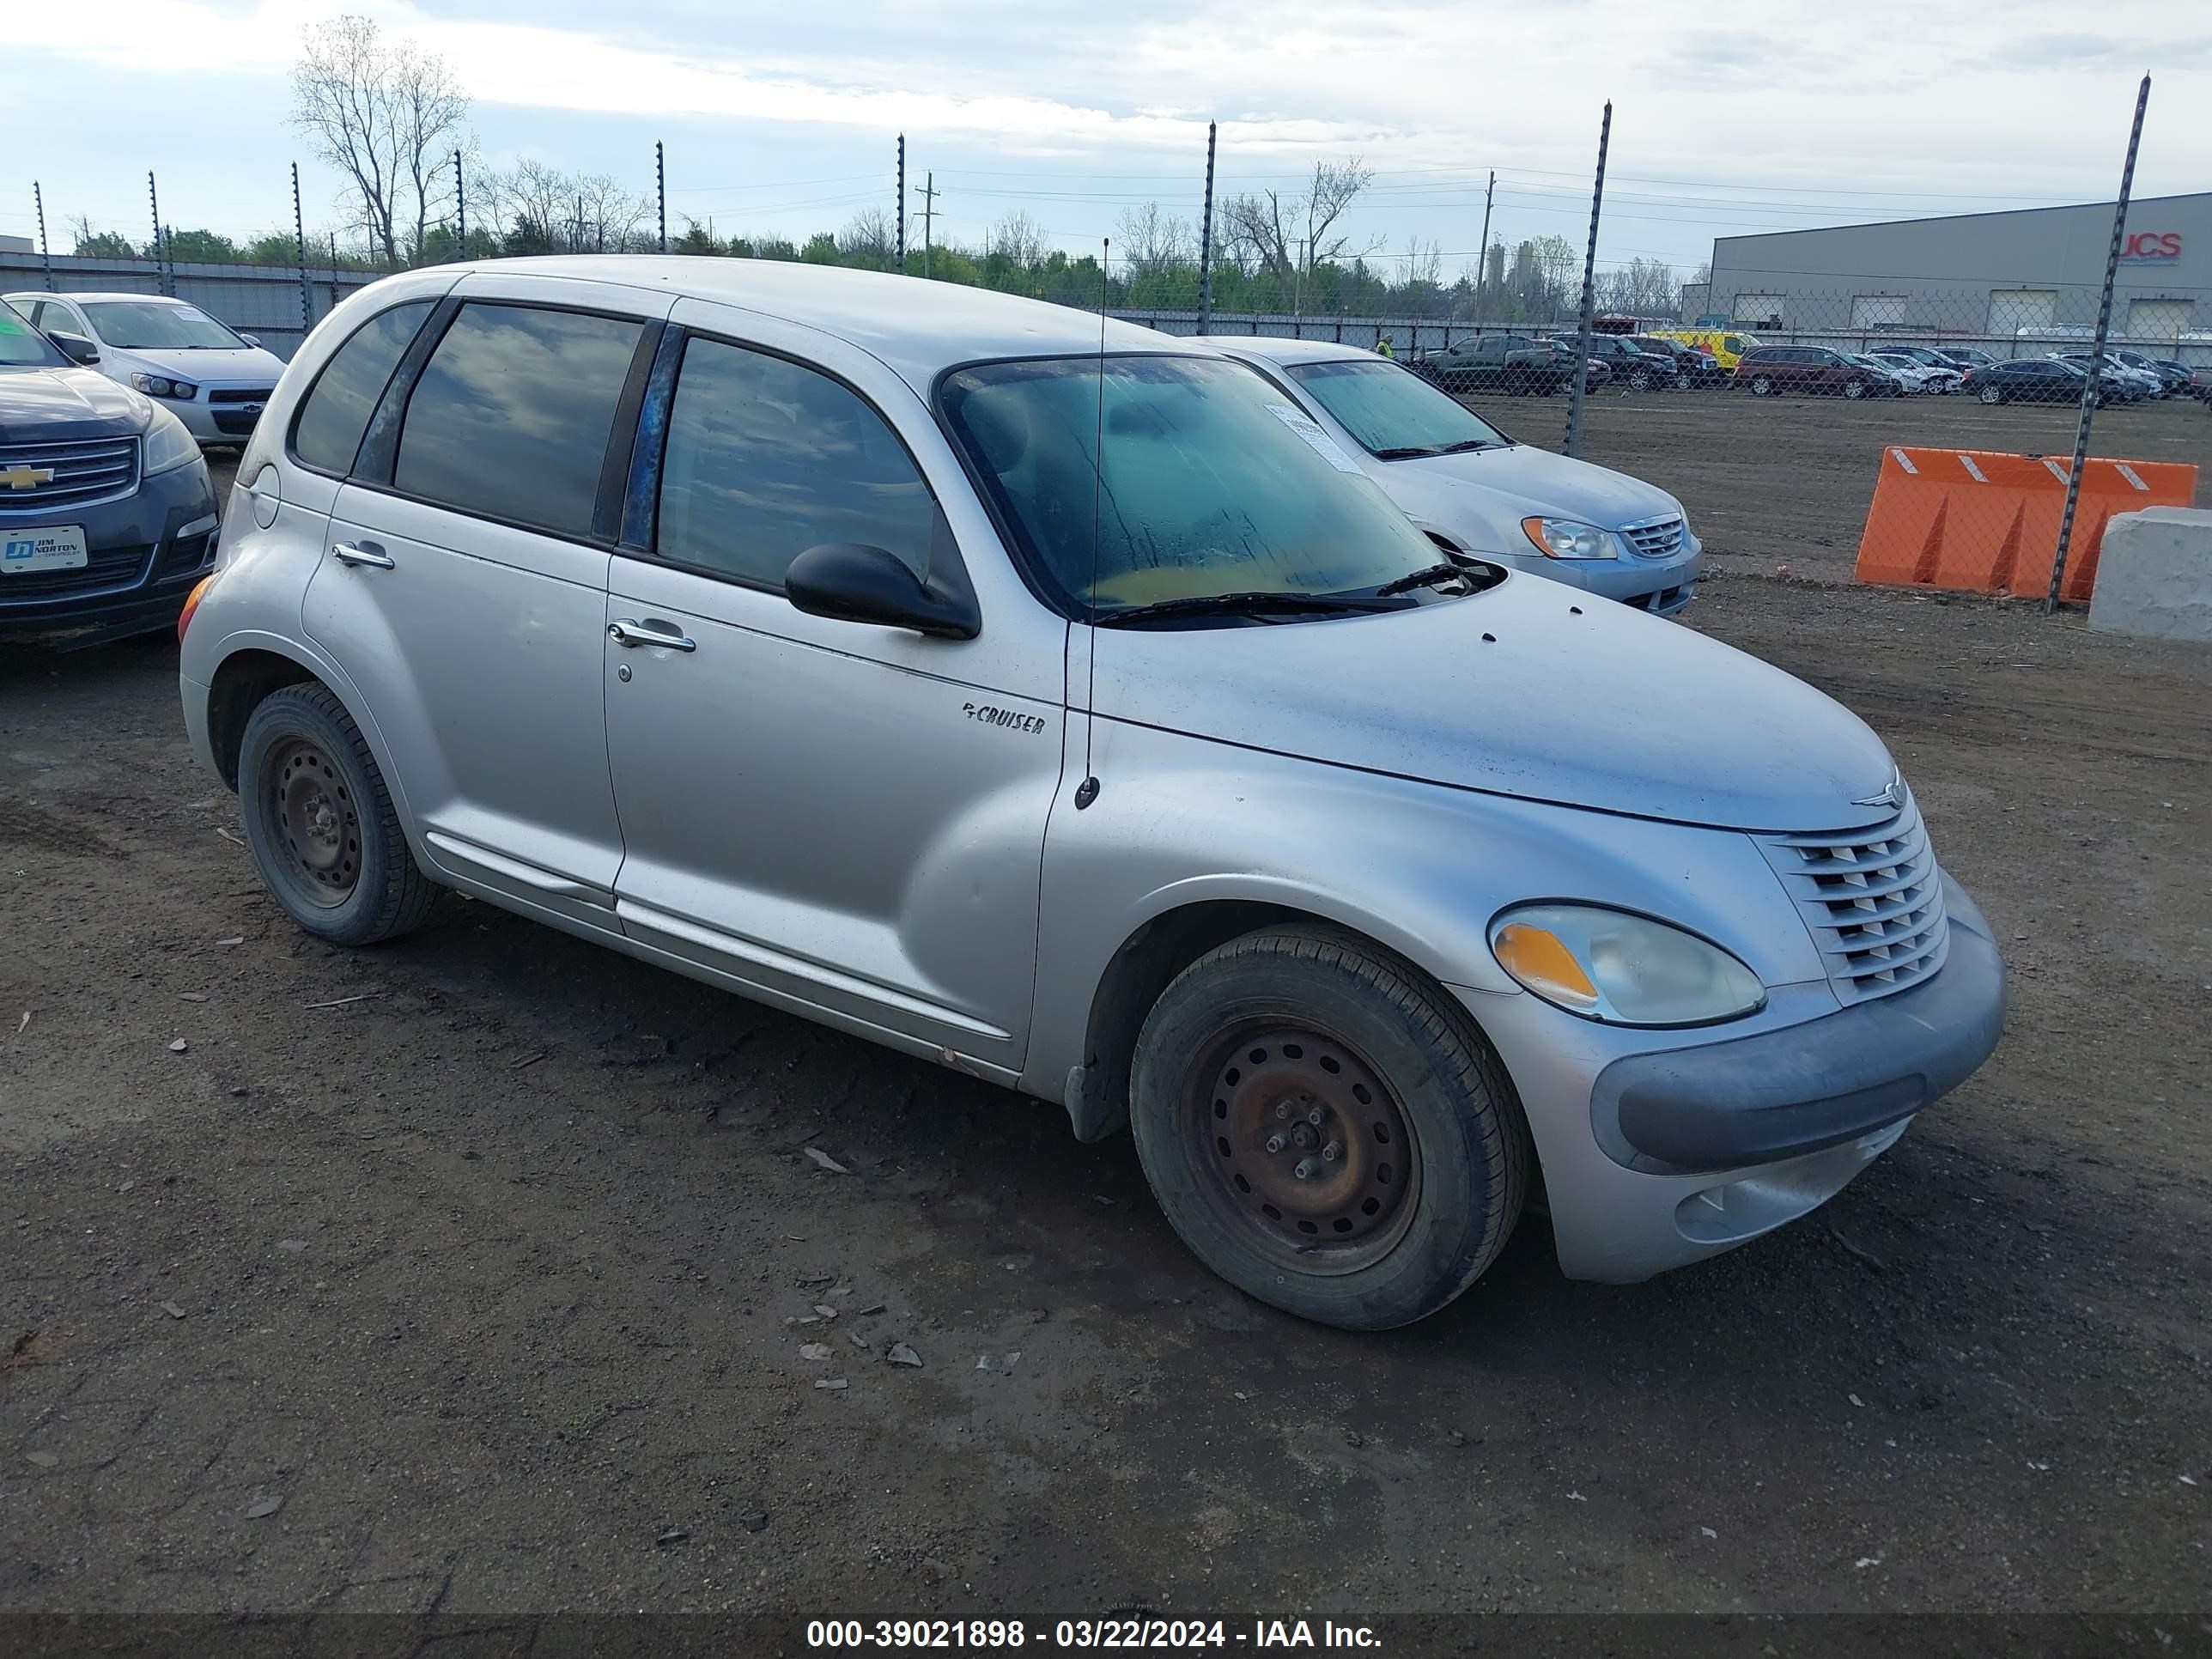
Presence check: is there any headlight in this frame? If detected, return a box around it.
[129,373,198,400]
[143,404,201,477]
[1521,517,1618,560]
[1490,903,1765,1026]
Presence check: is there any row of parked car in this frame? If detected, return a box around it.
[43,256,2008,1332]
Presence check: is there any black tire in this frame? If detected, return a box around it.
[1628,369,1654,392]
[1749,375,1774,396]
[238,682,436,946]
[1843,379,1868,400]
[1978,383,2004,405]
[1128,926,1530,1330]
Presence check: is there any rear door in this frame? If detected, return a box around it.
[302,282,667,925]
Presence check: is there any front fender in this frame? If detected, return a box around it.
[1020,720,1828,1111]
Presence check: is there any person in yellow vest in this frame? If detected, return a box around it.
[1375,331,1395,360]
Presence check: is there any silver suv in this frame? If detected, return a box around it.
[179,258,2007,1329]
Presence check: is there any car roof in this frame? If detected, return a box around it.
[3,291,202,305]
[449,256,1208,392]
[1208,335,1381,368]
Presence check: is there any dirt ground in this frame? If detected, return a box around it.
[3,523,2211,1645]
[1462,386,2210,584]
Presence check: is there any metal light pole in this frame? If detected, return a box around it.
[2046,75,2152,613]
[33,182,54,290]
[454,149,466,257]
[1198,120,1217,335]
[1563,102,1611,459]
[148,170,171,295]
[896,134,907,274]
[655,140,667,254]
[292,162,311,331]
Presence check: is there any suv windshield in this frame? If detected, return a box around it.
[0,306,67,368]
[82,301,244,350]
[939,354,1451,617]
[1282,359,1509,459]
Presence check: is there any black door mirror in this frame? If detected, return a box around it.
[787,542,980,640]
[49,331,100,365]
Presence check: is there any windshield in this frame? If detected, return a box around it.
[1283,359,1509,458]
[82,301,245,350]
[939,354,1449,617]
[0,305,66,368]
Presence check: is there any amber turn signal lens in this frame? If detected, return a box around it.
[1491,921,1601,1012]
[177,574,214,643]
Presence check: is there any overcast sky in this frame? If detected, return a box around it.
[8,0,2209,280]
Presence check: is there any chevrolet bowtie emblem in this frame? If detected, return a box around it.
[2,465,55,490]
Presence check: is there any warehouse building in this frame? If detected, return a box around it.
[1693,191,2211,349]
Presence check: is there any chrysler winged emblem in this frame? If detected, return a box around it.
[1854,772,1906,811]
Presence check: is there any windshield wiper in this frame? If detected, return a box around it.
[1372,562,1476,598]
[1370,444,1443,459]
[1093,591,1389,627]
[1434,437,1502,454]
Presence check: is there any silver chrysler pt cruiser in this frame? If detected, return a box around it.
[179,259,2006,1329]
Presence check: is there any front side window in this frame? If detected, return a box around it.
[939,354,1446,617]
[0,304,67,368]
[1282,359,1509,459]
[654,336,936,588]
[393,303,645,538]
[80,301,243,349]
[291,300,434,477]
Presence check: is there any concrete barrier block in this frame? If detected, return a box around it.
[2087,507,2212,644]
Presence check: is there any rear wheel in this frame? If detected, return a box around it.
[1129,927,1529,1330]
[239,683,435,946]
[1627,368,1654,392]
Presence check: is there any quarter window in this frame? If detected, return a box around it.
[291,301,434,477]
[393,303,645,538]
[653,336,936,589]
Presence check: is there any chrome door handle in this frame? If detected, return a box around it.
[331,540,395,569]
[608,617,697,653]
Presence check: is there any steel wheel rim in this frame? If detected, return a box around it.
[1181,1020,1421,1275]
[268,736,361,908]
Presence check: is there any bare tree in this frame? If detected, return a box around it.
[988,211,1050,267]
[1595,257,1678,317]
[1115,203,1194,276]
[1218,158,1378,283]
[836,207,896,262]
[487,161,649,252]
[292,15,471,269]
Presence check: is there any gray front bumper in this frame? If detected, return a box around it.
[1591,889,2007,1175]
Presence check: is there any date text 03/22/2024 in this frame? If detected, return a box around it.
[805,1619,1382,1649]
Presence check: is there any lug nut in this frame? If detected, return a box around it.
[1322,1141,1342,1163]
[1265,1133,1286,1154]
[1291,1158,1316,1181]
[1307,1106,1325,1126]
[1274,1103,1291,1121]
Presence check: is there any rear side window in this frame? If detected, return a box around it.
[653,336,935,589]
[292,301,434,476]
[394,303,645,538]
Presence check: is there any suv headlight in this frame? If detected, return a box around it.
[130,372,199,400]
[1521,518,1618,560]
[143,404,201,477]
[1490,903,1765,1026]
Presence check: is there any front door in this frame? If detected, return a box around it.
[303,296,659,923]
[601,318,1065,1074]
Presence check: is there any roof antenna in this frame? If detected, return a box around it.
[1075,237,1109,811]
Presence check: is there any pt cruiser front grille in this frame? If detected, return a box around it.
[1758,794,1949,1006]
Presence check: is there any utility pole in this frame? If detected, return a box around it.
[147,171,171,296]
[655,140,666,254]
[1563,102,1611,459]
[1474,168,1495,325]
[454,149,466,258]
[916,172,939,279]
[2047,75,2152,613]
[33,181,54,290]
[292,162,311,332]
[896,134,907,274]
[1197,120,1217,334]
[575,194,584,253]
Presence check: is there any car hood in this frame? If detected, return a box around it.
[110,343,285,383]
[0,365,150,445]
[1375,443,1686,553]
[1091,569,1897,834]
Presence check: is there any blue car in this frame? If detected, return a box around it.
[2,302,218,647]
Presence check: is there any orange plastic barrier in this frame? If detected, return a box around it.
[1853,447,2199,602]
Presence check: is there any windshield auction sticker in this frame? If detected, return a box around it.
[1263,404,1365,474]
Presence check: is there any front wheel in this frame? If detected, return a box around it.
[1129,927,1530,1330]
[1978,383,2005,404]
[1749,375,1774,396]
[1843,380,1868,400]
